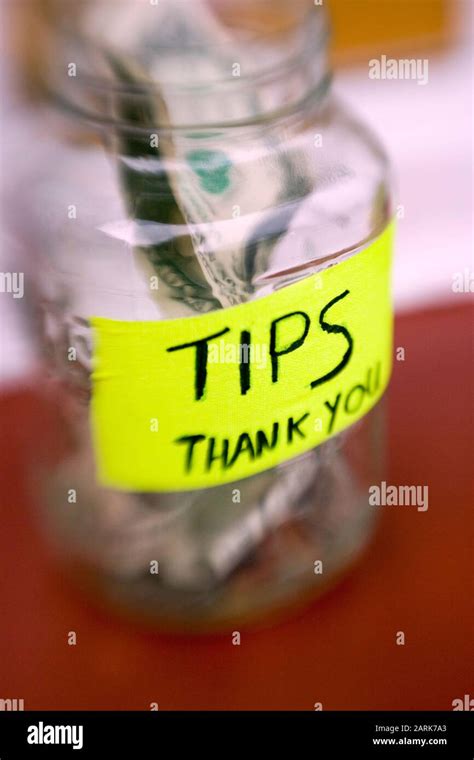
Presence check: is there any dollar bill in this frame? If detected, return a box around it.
[63,0,337,593]
[91,0,316,308]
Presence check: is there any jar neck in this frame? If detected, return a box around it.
[48,2,330,132]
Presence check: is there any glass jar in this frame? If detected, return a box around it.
[18,0,393,630]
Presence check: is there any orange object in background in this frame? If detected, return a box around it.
[210,0,454,58]
[330,0,454,63]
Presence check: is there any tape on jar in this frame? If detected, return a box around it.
[90,221,394,491]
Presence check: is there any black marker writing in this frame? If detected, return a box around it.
[311,290,353,388]
[167,328,230,400]
[269,311,311,383]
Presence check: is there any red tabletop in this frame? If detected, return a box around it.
[0,302,472,710]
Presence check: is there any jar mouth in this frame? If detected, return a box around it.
[76,6,328,92]
[47,2,330,130]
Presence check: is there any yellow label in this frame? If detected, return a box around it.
[91,223,394,491]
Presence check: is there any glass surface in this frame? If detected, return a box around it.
[20,1,393,629]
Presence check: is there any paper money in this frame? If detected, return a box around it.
[93,0,317,308]
[52,0,342,596]
[104,51,221,314]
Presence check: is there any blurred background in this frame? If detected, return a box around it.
[0,0,472,710]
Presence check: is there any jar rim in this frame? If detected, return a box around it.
[73,6,328,93]
[47,3,330,130]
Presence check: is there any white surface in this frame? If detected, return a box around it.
[335,29,473,311]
